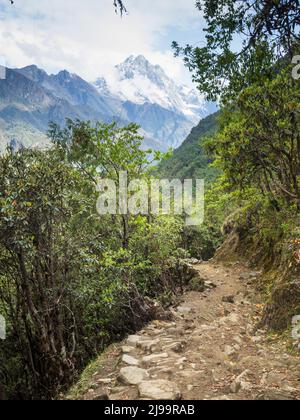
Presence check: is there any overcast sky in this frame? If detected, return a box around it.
[0,0,206,86]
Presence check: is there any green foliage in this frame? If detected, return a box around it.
[157,112,219,181]
[182,225,221,261]
[0,123,184,400]
[0,147,99,398]
[173,0,300,101]
[49,120,154,180]
[193,64,300,332]
[207,68,300,210]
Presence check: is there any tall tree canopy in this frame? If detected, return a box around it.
[173,0,300,101]
[207,69,300,209]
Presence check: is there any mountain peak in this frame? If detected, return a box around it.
[21,64,43,72]
[101,54,211,123]
[1,60,216,155]
[124,55,149,65]
[116,55,167,85]
[56,69,73,82]
[16,64,48,83]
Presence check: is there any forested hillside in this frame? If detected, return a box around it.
[157,112,219,181]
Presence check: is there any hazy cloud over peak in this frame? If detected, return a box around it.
[0,0,205,85]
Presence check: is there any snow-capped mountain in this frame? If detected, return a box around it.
[95,55,216,146]
[0,56,217,153]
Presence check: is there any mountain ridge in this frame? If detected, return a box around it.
[95,55,216,127]
[0,56,217,152]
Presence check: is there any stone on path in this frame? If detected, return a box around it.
[224,345,236,358]
[256,388,297,401]
[139,380,182,400]
[80,262,300,403]
[230,370,252,394]
[222,295,235,304]
[142,353,169,366]
[204,280,217,290]
[177,306,192,314]
[137,339,161,353]
[92,392,109,400]
[233,335,243,346]
[127,335,142,346]
[96,378,112,385]
[219,313,240,326]
[163,342,184,353]
[210,395,232,401]
[122,346,134,354]
[122,354,140,366]
[119,367,149,385]
[109,386,139,401]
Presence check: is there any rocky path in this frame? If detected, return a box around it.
[79,262,300,401]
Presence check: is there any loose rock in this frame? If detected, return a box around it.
[119,367,149,385]
[127,335,141,347]
[137,339,161,353]
[222,295,235,304]
[142,353,169,366]
[139,380,182,400]
[256,388,296,401]
[121,346,134,354]
[224,345,236,358]
[204,281,217,290]
[122,355,140,366]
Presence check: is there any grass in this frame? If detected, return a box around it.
[65,344,120,400]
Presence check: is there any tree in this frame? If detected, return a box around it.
[173,0,300,101]
[8,0,128,14]
[48,120,162,249]
[0,125,182,399]
[113,0,127,16]
[207,68,300,210]
[0,147,95,397]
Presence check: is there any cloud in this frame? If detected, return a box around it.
[0,0,204,85]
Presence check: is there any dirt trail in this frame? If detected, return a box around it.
[79,262,300,401]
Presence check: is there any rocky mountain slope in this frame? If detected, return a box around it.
[0,56,217,152]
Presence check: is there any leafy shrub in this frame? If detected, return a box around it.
[0,124,184,399]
